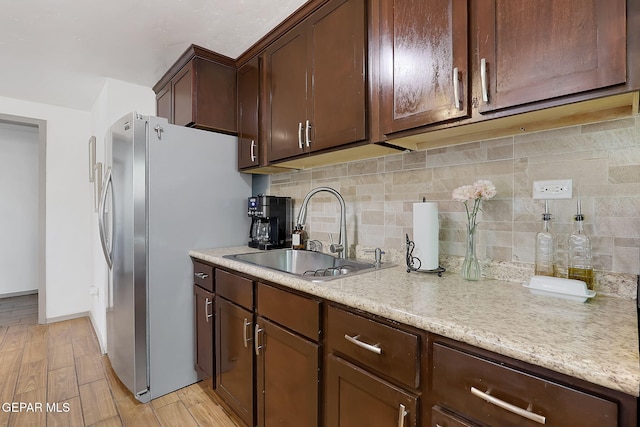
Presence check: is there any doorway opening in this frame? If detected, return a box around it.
[0,114,46,324]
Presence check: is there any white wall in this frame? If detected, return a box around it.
[0,122,39,295]
[0,96,93,319]
[0,78,153,338]
[89,78,155,351]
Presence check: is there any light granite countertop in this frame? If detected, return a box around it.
[190,246,640,397]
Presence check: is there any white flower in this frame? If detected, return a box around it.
[473,180,497,200]
[452,185,475,202]
[452,180,497,232]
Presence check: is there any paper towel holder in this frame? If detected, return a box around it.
[405,234,445,276]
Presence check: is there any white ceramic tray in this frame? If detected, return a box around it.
[522,275,596,303]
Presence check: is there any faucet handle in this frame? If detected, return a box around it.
[364,248,385,265]
[329,233,344,255]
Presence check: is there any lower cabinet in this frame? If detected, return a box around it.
[325,304,423,427]
[255,282,322,427]
[255,316,320,426]
[325,354,418,427]
[430,406,476,427]
[429,340,625,427]
[199,262,638,427]
[193,285,214,378]
[213,271,321,427]
[192,260,214,380]
[216,297,254,427]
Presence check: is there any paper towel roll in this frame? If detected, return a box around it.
[412,202,439,270]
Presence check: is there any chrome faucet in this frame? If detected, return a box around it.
[296,187,347,259]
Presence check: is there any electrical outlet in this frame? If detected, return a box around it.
[532,179,573,199]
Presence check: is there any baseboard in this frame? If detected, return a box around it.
[0,290,38,298]
[46,311,90,325]
[88,311,107,354]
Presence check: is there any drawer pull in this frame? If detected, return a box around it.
[471,387,546,425]
[254,324,264,356]
[344,334,382,355]
[243,318,251,348]
[397,403,407,427]
[205,297,213,322]
[194,272,209,280]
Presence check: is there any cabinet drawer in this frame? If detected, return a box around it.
[256,282,321,341]
[216,269,253,310]
[431,406,477,427]
[432,343,618,427]
[327,305,420,389]
[192,260,214,292]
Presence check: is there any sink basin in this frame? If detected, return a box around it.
[224,249,393,282]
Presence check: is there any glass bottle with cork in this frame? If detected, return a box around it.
[535,201,556,277]
[568,198,594,289]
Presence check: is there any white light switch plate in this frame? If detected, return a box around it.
[532,179,573,199]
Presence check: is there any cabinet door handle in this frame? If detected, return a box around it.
[254,323,264,356]
[453,67,461,110]
[344,334,382,355]
[250,140,256,162]
[194,272,208,280]
[480,58,489,103]
[305,120,311,147]
[205,297,213,322]
[397,403,407,427]
[297,122,304,149]
[471,387,546,424]
[243,318,252,348]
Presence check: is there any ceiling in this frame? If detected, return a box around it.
[0,0,308,111]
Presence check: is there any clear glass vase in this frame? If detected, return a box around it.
[461,224,481,281]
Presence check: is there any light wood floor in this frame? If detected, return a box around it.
[0,295,240,427]
[0,294,38,326]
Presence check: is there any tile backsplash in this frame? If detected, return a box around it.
[266,116,640,299]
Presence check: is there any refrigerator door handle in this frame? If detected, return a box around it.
[98,166,113,269]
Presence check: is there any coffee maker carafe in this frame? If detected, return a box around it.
[248,195,292,250]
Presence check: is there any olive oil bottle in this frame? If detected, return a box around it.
[534,201,556,277]
[568,199,594,290]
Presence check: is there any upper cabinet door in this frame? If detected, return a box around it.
[237,58,260,170]
[477,0,627,113]
[308,0,367,152]
[265,0,368,163]
[265,28,309,162]
[156,83,172,123]
[380,0,470,135]
[172,61,195,127]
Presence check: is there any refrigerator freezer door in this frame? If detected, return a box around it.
[107,112,149,400]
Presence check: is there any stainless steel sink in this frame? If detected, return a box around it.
[224,249,393,282]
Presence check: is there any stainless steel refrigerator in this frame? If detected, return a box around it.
[98,112,251,403]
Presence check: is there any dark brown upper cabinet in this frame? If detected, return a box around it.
[263,0,367,163]
[379,0,638,148]
[380,0,470,134]
[476,0,627,113]
[237,57,260,170]
[153,45,237,134]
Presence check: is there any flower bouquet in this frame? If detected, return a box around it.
[452,180,496,280]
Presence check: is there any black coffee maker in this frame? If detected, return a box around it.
[248,195,292,250]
